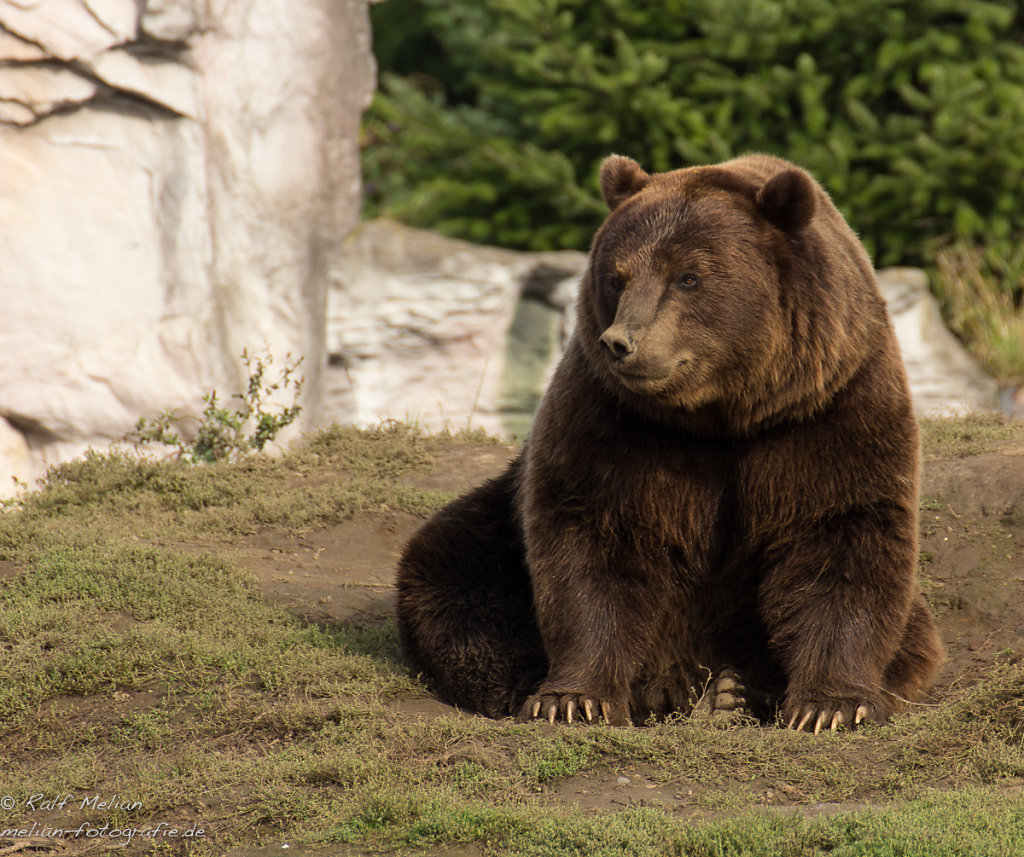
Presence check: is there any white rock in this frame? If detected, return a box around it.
[87,47,200,118]
[85,0,139,42]
[0,27,50,61]
[0,0,375,484]
[141,0,200,43]
[0,64,97,124]
[0,0,136,62]
[0,108,212,445]
[877,268,999,416]
[325,220,586,438]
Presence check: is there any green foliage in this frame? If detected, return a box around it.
[128,349,304,463]
[366,0,1024,270]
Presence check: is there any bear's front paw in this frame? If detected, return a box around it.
[519,693,631,726]
[782,698,876,734]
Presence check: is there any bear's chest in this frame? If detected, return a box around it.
[528,429,732,570]
[613,439,730,562]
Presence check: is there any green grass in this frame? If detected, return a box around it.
[0,422,1022,854]
[326,788,1024,856]
[919,411,1023,460]
[2,423,456,545]
[0,533,414,722]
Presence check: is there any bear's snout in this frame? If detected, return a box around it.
[599,325,636,361]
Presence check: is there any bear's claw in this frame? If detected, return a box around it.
[520,693,630,725]
[786,702,872,733]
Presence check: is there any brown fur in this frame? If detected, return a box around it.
[396,154,943,728]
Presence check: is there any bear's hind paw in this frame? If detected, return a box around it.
[709,667,755,722]
[519,692,631,726]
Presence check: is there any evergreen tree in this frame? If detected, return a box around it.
[364,0,1024,274]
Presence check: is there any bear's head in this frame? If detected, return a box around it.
[577,154,886,434]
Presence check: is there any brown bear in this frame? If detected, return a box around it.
[396,153,943,733]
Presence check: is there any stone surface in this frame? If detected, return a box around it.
[326,220,585,439]
[0,64,98,124]
[87,47,200,118]
[0,0,375,495]
[0,0,134,63]
[0,417,31,492]
[877,268,1000,416]
[325,222,1002,439]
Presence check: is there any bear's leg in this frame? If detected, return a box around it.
[758,508,939,733]
[880,593,944,709]
[518,534,674,726]
[631,660,705,723]
[396,458,547,718]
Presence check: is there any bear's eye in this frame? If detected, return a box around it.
[675,273,701,290]
[603,272,626,292]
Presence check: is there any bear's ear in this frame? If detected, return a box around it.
[600,155,650,210]
[755,168,816,234]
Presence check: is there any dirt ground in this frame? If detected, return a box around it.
[229,444,519,630]
[918,441,1024,691]
[220,434,1024,817]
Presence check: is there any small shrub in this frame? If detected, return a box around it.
[128,349,304,463]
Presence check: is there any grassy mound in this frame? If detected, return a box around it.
[0,419,1022,855]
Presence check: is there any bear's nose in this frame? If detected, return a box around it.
[599,326,636,360]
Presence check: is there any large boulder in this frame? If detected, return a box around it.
[326,221,1001,437]
[0,0,375,491]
